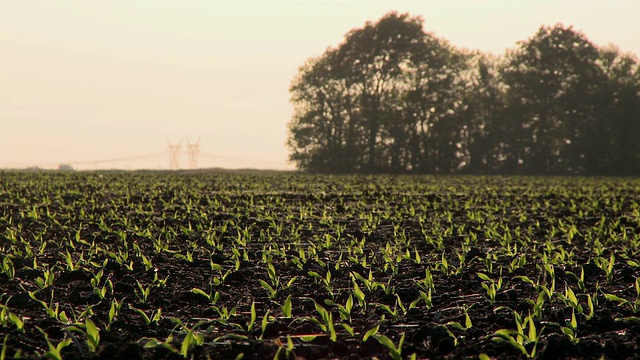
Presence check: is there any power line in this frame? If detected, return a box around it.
[65,153,165,166]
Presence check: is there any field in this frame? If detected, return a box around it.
[1,171,640,359]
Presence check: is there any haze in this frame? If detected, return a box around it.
[2,0,638,170]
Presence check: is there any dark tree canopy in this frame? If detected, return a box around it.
[287,13,640,175]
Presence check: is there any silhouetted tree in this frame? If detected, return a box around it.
[287,50,365,172]
[456,52,506,173]
[288,15,640,175]
[589,46,640,175]
[400,33,469,173]
[334,12,430,172]
[288,12,469,173]
[500,24,604,174]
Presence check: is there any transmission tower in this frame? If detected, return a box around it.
[167,139,182,170]
[186,138,201,169]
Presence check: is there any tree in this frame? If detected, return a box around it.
[288,12,469,173]
[334,12,430,172]
[287,50,364,172]
[457,53,507,174]
[288,16,640,175]
[590,46,640,175]
[500,24,603,174]
[398,33,469,173]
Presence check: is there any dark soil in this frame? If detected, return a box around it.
[1,172,639,359]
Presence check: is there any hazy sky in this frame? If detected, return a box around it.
[2,0,639,170]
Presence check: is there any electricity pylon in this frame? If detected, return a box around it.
[186,138,201,169]
[167,139,182,170]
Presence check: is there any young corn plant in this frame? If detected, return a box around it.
[593,253,616,282]
[560,308,580,344]
[35,266,56,290]
[179,322,206,359]
[65,317,101,353]
[36,327,72,360]
[135,280,152,304]
[106,298,124,331]
[1,256,15,279]
[492,310,542,359]
[0,303,26,333]
[312,301,337,342]
[478,272,502,304]
[190,288,221,305]
[604,278,640,314]
[129,305,163,326]
[27,291,71,324]
[373,332,407,360]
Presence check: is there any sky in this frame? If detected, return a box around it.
[1,0,639,170]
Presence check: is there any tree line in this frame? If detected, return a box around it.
[286,12,640,175]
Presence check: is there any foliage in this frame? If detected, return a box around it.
[288,13,640,175]
[1,171,640,358]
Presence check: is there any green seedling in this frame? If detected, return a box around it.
[179,323,205,358]
[28,291,70,324]
[35,267,56,290]
[248,301,257,332]
[282,294,293,318]
[363,315,385,342]
[560,308,579,344]
[373,332,406,360]
[106,298,123,331]
[492,308,543,358]
[65,317,101,352]
[1,256,15,279]
[313,302,337,342]
[190,288,221,305]
[558,283,583,314]
[478,272,502,303]
[37,327,72,360]
[1,303,25,333]
[135,280,152,303]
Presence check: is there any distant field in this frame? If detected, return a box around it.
[1,172,639,359]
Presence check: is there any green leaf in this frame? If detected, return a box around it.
[341,323,355,336]
[353,281,365,303]
[561,326,574,337]
[374,334,396,349]
[248,301,257,332]
[362,315,384,341]
[286,276,298,288]
[327,312,337,342]
[374,334,401,360]
[464,311,472,329]
[376,303,394,316]
[565,285,578,306]
[477,273,491,281]
[282,295,292,318]
[190,288,210,300]
[604,293,627,303]
[528,315,537,341]
[446,321,465,331]
[570,308,577,329]
[259,310,270,340]
[258,280,276,297]
[180,330,195,357]
[8,313,24,331]
[346,294,353,313]
[85,318,100,351]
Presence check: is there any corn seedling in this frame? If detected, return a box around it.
[373,332,406,360]
[65,317,101,352]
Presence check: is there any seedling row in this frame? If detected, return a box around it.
[1,172,639,359]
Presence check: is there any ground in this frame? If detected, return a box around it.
[1,172,639,359]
